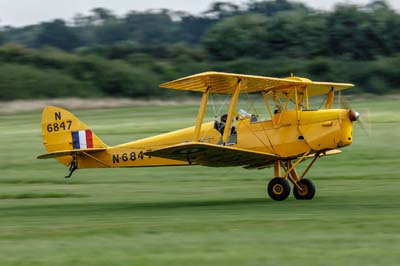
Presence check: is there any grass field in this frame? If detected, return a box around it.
[1,98,400,265]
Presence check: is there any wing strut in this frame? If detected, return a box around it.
[193,87,210,141]
[222,79,241,144]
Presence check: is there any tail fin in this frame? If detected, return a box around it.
[39,106,107,166]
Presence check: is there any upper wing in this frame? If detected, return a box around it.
[304,82,354,97]
[145,142,277,167]
[160,71,298,94]
[159,71,354,97]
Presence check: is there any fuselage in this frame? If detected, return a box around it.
[77,108,353,168]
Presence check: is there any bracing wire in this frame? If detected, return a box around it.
[318,92,329,110]
[243,91,277,154]
[199,93,231,142]
[209,92,217,120]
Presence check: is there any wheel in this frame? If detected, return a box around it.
[267,178,291,201]
[293,179,316,200]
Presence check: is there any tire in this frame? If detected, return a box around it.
[293,179,316,200]
[267,178,291,201]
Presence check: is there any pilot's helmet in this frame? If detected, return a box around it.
[221,114,228,123]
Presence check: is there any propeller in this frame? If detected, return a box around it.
[338,91,371,136]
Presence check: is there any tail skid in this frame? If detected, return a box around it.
[65,160,77,178]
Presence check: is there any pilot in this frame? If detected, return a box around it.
[215,114,227,135]
[214,114,236,137]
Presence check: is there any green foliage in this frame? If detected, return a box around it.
[1,0,400,99]
[124,10,179,45]
[202,14,268,60]
[0,45,163,99]
[202,3,400,60]
[179,16,217,44]
[92,58,160,97]
[0,63,99,100]
[33,19,82,51]
[247,0,310,16]
[1,25,40,47]
[93,20,129,45]
[0,32,4,45]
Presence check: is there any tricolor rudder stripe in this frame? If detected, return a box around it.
[72,130,93,149]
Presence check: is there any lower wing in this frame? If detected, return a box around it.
[145,142,277,168]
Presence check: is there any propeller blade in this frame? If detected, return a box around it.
[338,91,350,109]
[357,109,371,136]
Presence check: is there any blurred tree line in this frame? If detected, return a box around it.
[0,0,400,100]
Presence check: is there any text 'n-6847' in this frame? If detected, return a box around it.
[112,151,151,164]
[46,121,72,132]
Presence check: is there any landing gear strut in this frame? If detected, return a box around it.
[267,151,320,201]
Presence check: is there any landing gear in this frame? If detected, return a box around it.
[267,178,290,201]
[267,152,319,201]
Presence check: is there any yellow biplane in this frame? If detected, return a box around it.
[38,71,359,201]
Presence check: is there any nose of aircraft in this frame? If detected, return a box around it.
[349,110,360,122]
